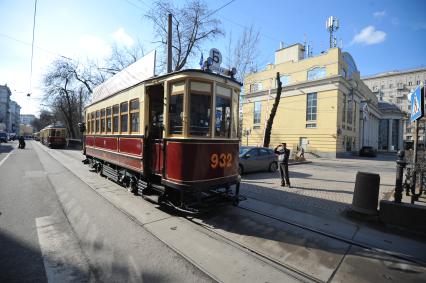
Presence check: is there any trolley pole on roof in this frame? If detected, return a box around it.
[167,13,173,73]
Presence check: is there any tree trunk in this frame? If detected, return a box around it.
[263,72,282,148]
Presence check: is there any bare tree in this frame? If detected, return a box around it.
[101,41,145,75]
[42,59,96,138]
[263,72,282,148]
[226,24,260,82]
[146,0,223,71]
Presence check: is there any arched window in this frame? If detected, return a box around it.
[307,67,326,81]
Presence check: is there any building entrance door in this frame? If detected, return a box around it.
[300,137,308,151]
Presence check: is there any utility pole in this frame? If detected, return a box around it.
[167,13,173,73]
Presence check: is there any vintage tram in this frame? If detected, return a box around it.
[83,68,241,213]
[40,124,67,148]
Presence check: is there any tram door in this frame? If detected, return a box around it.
[145,84,164,176]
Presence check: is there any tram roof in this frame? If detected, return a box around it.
[87,69,242,108]
[43,124,66,129]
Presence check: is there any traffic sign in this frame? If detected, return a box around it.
[410,86,423,123]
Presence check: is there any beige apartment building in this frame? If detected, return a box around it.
[241,44,395,158]
[363,67,426,142]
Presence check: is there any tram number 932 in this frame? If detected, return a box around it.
[210,153,232,169]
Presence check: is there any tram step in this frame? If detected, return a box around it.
[142,194,159,204]
[102,166,119,182]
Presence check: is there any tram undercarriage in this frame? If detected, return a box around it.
[85,156,241,214]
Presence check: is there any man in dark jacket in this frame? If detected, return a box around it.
[274,143,290,187]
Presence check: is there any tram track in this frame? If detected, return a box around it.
[184,213,325,283]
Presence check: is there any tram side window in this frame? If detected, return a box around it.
[106,107,112,133]
[130,99,139,133]
[169,81,185,135]
[86,113,90,133]
[215,86,232,138]
[189,81,212,137]
[113,104,119,133]
[91,112,95,134]
[232,90,239,138]
[120,102,128,132]
[95,111,100,133]
[100,109,105,133]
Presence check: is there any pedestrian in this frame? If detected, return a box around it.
[274,143,291,187]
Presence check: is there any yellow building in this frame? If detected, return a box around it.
[242,44,380,158]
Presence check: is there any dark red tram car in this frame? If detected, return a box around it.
[83,69,241,213]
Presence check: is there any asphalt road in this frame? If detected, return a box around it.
[0,141,212,282]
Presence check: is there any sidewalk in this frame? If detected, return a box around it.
[239,159,426,265]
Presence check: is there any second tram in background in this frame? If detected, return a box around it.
[40,124,67,148]
[82,57,242,213]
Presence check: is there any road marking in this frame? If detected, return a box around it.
[0,148,14,168]
[36,215,89,283]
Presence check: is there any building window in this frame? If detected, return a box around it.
[408,81,412,86]
[306,93,317,121]
[277,75,291,87]
[112,104,119,133]
[347,100,353,125]
[307,67,326,81]
[250,82,263,92]
[106,107,112,132]
[120,102,128,132]
[340,68,347,78]
[342,94,346,123]
[417,80,421,85]
[253,101,261,124]
[397,97,404,104]
[381,85,384,89]
[306,123,317,128]
[389,83,393,88]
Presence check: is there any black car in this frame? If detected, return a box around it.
[359,146,377,157]
[0,132,7,143]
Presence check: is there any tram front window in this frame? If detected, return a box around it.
[215,86,232,138]
[190,93,211,136]
[169,93,183,135]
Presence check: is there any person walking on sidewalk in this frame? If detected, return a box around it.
[274,143,291,187]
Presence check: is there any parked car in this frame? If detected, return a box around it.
[359,146,377,157]
[239,146,278,175]
[0,132,7,143]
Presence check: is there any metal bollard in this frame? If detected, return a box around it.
[352,172,381,215]
[394,150,406,203]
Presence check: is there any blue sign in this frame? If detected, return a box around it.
[410,86,423,123]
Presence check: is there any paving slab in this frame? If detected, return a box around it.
[331,245,426,283]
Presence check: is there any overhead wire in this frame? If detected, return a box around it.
[29,0,38,96]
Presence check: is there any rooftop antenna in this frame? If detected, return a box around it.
[303,33,307,58]
[326,16,339,49]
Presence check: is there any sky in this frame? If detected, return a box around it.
[0,0,425,116]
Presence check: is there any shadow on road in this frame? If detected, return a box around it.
[0,143,15,154]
